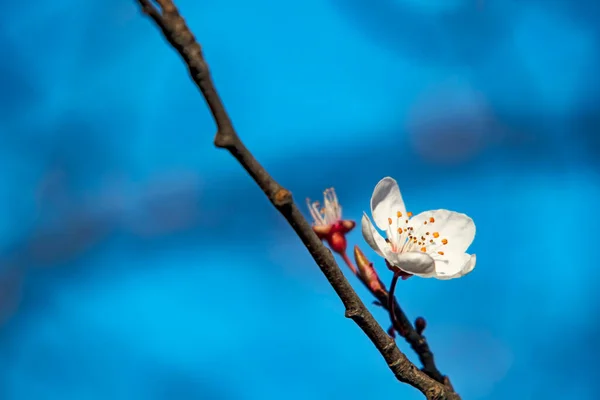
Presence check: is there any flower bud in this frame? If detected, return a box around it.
[354,246,385,294]
[387,325,396,338]
[328,231,347,254]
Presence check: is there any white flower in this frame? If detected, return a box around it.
[361,177,476,279]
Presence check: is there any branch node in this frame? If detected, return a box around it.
[344,308,361,319]
[273,188,292,207]
[214,129,236,148]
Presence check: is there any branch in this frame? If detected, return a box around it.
[134,1,459,398]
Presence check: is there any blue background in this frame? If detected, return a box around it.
[1,0,599,399]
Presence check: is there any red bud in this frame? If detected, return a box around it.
[327,232,347,254]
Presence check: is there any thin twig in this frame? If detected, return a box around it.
[388,273,401,330]
[133,1,459,398]
[347,247,456,388]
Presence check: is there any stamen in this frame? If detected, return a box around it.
[420,247,427,252]
[396,211,402,217]
[442,239,448,245]
[433,232,440,238]
[438,251,444,255]
[407,212,413,217]
[397,228,403,234]
[388,218,392,225]
[429,217,435,223]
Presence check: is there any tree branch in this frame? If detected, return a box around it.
[134,1,459,398]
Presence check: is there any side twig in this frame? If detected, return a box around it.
[349,247,454,388]
[134,1,459,398]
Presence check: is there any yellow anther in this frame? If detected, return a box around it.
[442,238,448,245]
[424,221,428,225]
[429,217,435,223]
[397,211,402,217]
[438,251,444,255]
[388,218,392,225]
[407,212,413,217]
[433,232,440,238]
[421,247,427,252]
[397,227,403,234]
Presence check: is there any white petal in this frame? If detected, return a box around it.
[432,252,466,277]
[436,253,477,280]
[410,209,475,253]
[361,213,388,257]
[370,177,407,230]
[387,251,435,275]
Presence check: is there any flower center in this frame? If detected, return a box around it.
[386,211,449,256]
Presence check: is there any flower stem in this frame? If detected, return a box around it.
[341,251,358,275]
[388,272,400,329]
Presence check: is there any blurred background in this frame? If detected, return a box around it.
[1,0,599,399]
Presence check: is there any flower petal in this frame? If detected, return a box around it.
[387,251,435,275]
[436,253,477,280]
[370,177,407,230]
[361,213,388,257]
[410,209,475,253]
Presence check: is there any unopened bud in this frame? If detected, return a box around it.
[415,317,427,335]
[328,231,347,254]
[387,326,396,338]
[354,246,385,294]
